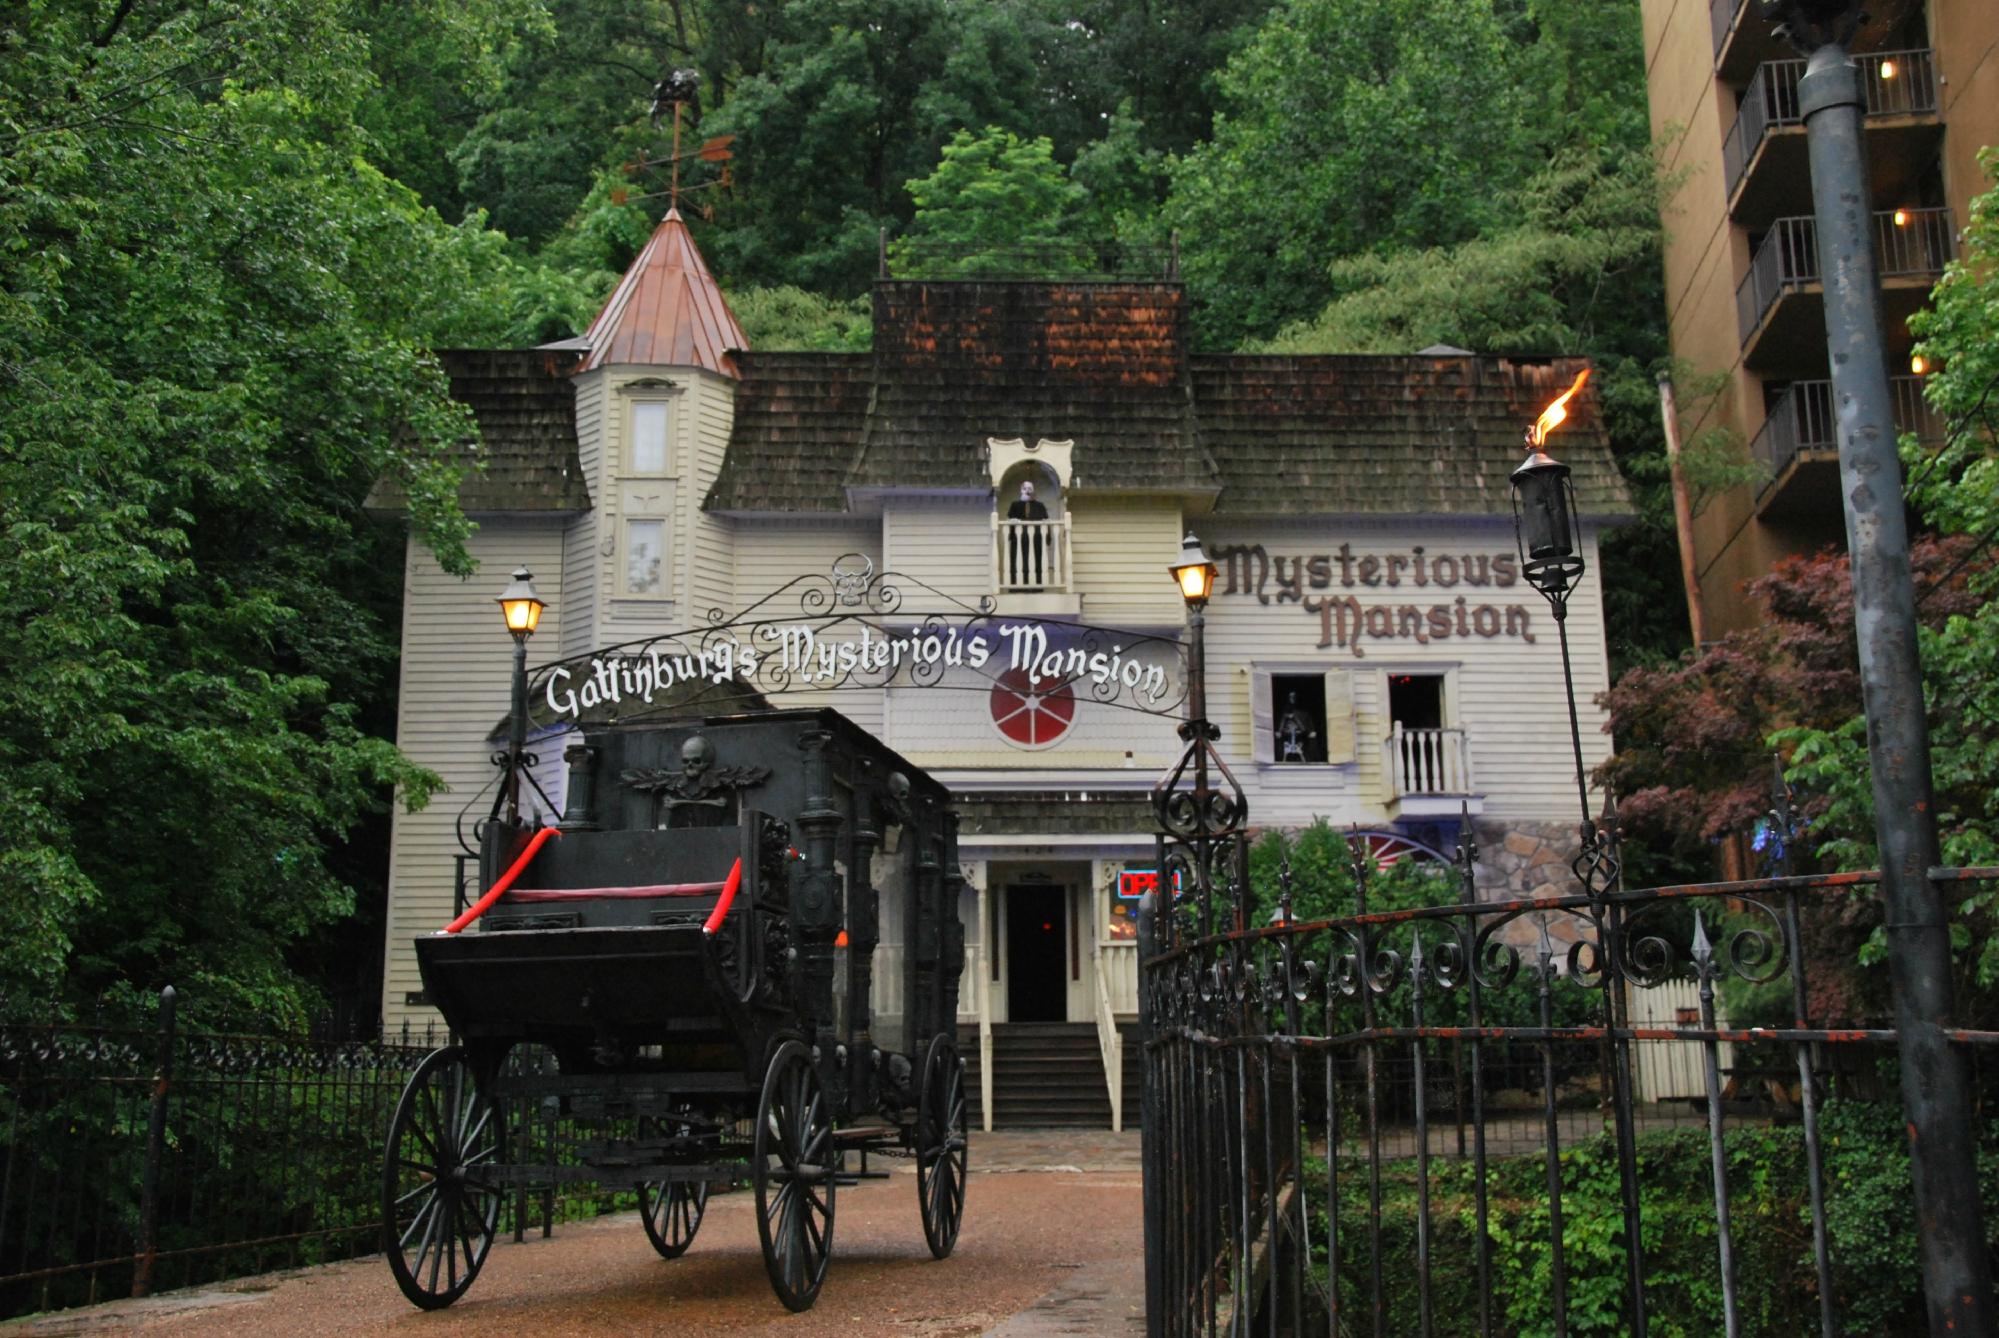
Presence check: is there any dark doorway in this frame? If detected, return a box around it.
[1388,673,1445,731]
[1005,884,1067,1022]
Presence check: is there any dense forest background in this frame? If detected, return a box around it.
[0,0,1751,1024]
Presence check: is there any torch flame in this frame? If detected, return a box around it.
[1527,368,1591,450]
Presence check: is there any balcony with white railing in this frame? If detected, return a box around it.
[1751,377,1941,518]
[1736,207,1954,371]
[990,515,1078,614]
[1722,49,1939,224]
[1383,726,1479,819]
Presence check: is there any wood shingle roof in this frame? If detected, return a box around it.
[368,348,589,515]
[843,282,1215,496]
[703,281,1630,521]
[1193,354,1628,518]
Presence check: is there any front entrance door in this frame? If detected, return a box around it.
[1005,884,1067,1022]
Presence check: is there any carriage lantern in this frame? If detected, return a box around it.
[496,566,545,639]
[1168,532,1218,607]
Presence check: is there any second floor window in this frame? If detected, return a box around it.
[630,401,670,475]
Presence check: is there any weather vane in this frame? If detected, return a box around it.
[618,68,735,219]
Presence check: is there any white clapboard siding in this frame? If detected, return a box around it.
[882,498,992,606]
[1066,496,1186,627]
[383,521,568,1033]
[727,520,886,732]
[687,372,737,618]
[1200,518,1614,829]
[559,373,603,661]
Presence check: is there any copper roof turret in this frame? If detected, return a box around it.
[579,209,748,376]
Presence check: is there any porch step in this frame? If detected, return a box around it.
[988,1022,1112,1128]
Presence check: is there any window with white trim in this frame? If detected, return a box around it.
[624,517,667,596]
[1247,665,1356,765]
[629,400,671,475]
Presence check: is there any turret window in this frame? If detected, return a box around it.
[625,519,666,595]
[630,402,670,475]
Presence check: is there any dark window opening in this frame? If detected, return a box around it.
[1271,674,1327,764]
[1388,674,1445,732]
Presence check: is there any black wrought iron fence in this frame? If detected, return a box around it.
[0,993,647,1320]
[1137,832,1999,1337]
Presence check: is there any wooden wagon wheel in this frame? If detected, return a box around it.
[637,1116,709,1259]
[753,1040,836,1311]
[382,1046,505,1310]
[915,1034,968,1259]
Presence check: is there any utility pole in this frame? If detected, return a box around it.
[1760,2,1993,1331]
[1655,373,1708,647]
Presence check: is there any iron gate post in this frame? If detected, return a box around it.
[132,985,176,1298]
[1138,884,1164,1338]
[1791,22,1995,1335]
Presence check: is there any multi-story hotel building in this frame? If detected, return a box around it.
[1641,0,1998,632]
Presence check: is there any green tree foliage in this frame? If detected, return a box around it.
[348,0,551,221]
[447,0,702,246]
[729,286,873,352]
[890,126,1088,277]
[0,0,511,1021]
[1254,145,1661,359]
[1165,0,1533,348]
[701,0,1059,293]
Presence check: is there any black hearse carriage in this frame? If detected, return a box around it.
[383,709,969,1312]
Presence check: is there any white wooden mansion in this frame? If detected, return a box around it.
[373,212,1633,1128]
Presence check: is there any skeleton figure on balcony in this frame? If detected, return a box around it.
[1006,481,1048,589]
[1276,693,1317,763]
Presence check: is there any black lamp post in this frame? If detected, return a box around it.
[1509,374,1617,895]
[1141,532,1234,1331]
[1167,531,1218,736]
[495,566,545,827]
[1151,532,1245,942]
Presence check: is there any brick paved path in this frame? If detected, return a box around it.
[1,1132,1144,1338]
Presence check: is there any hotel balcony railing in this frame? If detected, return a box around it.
[992,516,1073,593]
[1736,206,1954,345]
[1710,0,1746,61]
[1722,49,1937,208]
[1384,726,1472,800]
[1752,376,1944,484]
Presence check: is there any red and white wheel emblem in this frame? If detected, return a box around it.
[988,667,1077,747]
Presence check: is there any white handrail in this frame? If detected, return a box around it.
[1093,940,1123,1133]
[1385,726,1472,797]
[992,516,1072,593]
[977,943,994,1133]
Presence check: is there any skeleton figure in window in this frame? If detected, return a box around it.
[1276,693,1317,763]
[1005,481,1048,588]
[621,735,769,829]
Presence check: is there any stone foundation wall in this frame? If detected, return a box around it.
[1471,818,1590,946]
[1472,819,1590,898]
